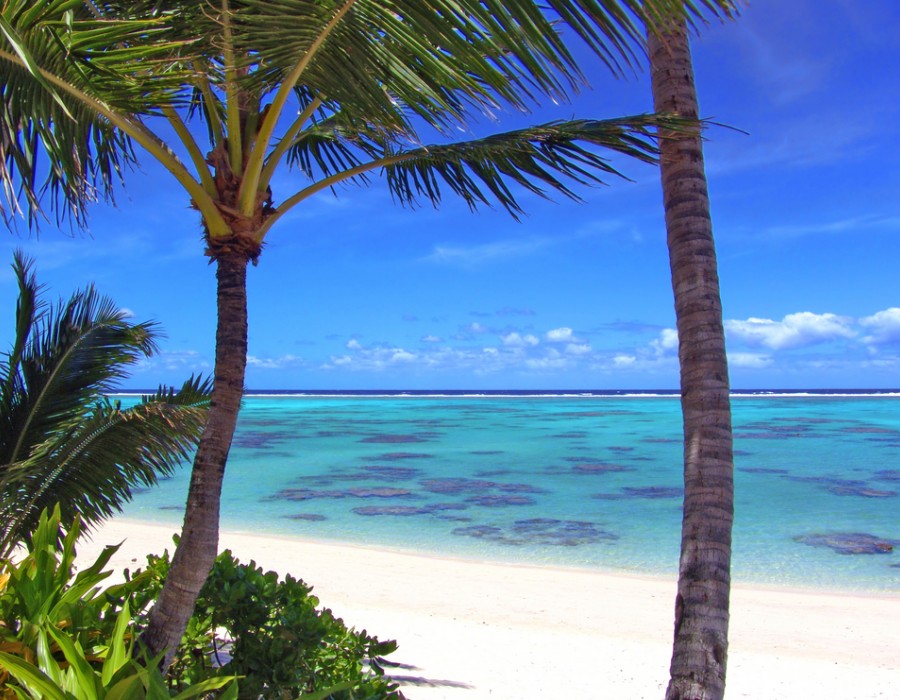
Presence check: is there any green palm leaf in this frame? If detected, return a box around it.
[0,252,212,557]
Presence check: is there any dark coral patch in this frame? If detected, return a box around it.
[421,477,496,494]
[452,524,503,538]
[233,431,289,449]
[495,482,546,494]
[609,446,635,452]
[353,506,430,516]
[283,513,327,522]
[353,502,469,517]
[786,475,897,498]
[267,486,413,501]
[360,465,423,480]
[839,426,899,434]
[570,462,632,475]
[593,486,683,500]
[470,450,504,456]
[794,532,900,555]
[371,452,434,460]
[474,469,512,477]
[874,470,900,482]
[359,434,432,444]
[420,477,546,497]
[465,494,535,507]
[739,467,789,475]
[551,432,588,439]
[347,487,414,498]
[827,484,896,498]
[453,519,618,547]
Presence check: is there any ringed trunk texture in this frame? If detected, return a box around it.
[141,250,249,669]
[649,22,735,700]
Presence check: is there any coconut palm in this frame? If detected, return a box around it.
[1,0,739,665]
[648,19,736,700]
[0,251,212,559]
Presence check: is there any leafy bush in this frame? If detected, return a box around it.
[0,508,236,699]
[0,509,404,699]
[134,547,404,699]
[0,251,212,558]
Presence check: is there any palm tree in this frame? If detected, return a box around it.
[0,251,212,559]
[1,0,739,665]
[648,18,736,700]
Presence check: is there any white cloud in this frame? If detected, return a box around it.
[725,312,855,350]
[346,339,362,350]
[650,328,679,356]
[465,322,489,334]
[421,334,442,343]
[565,343,592,356]
[119,307,136,319]
[247,354,302,369]
[727,352,773,369]
[426,236,550,266]
[613,354,636,367]
[546,327,575,342]
[860,307,900,345]
[501,332,539,347]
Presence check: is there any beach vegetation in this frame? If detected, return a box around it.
[0,508,237,699]
[0,252,212,560]
[0,0,741,684]
[130,546,402,699]
[0,510,400,699]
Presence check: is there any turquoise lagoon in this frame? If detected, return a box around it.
[118,392,900,592]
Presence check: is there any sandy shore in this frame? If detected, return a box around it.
[77,519,899,699]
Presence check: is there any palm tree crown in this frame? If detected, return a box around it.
[0,251,212,558]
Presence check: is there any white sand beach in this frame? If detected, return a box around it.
[79,519,899,699]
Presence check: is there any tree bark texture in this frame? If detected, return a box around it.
[141,250,249,669]
[649,22,735,700]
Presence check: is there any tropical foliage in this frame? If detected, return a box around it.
[0,508,237,699]
[0,252,212,558]
[0,0,741,667]
[131,546,403,699]
[0,509,400,700]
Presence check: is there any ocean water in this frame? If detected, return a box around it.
[117,392,900,592]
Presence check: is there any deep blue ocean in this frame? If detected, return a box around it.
[117,391,900,592]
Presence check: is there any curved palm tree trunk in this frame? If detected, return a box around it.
[649,22,735,700]
[142,249,249,669]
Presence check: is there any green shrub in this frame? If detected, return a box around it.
[0,508,236,699]
[134,547,404,699]
[1,510,402,699]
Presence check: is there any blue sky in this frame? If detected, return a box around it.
[2,0,899,390]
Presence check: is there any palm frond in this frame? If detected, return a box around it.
[0,253,213,556]
[383,116,670,218]
[0,376,212,557]
[0,0,199,227]
[277,114,673,226]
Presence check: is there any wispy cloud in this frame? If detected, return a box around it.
[725,312,856,350]
[424,235,552,267]
[860,308,900,345]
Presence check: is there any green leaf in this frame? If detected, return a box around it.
[0,650,69,700]
[47,624,103,698]
[100,601,132,685]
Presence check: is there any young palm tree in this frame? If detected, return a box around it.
[0,251,212,559]
[1,0,739,665]
[649,19,736,700]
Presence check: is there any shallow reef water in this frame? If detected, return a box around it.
[118,394,900,592]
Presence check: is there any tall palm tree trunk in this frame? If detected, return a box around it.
[142,248,250,669]
[649,22,735,700]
